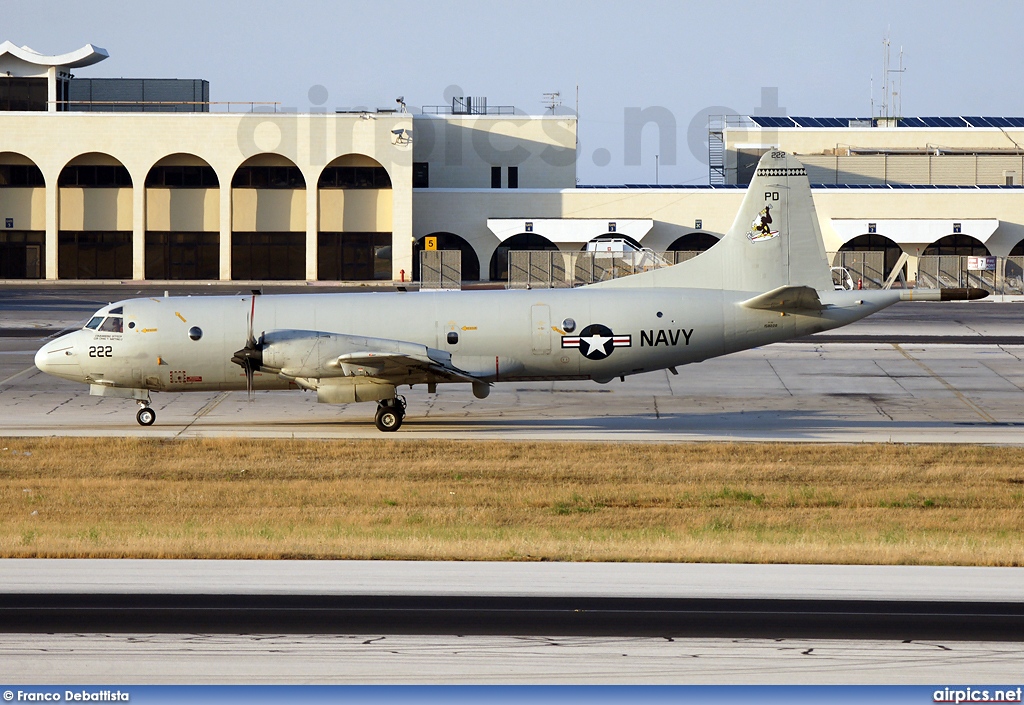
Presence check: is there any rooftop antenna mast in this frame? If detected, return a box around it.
[879,32,906,121]
[542,91,561,114]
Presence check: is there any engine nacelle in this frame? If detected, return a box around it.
[316,380,396,404]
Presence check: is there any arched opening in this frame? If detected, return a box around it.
[923,234,990,256]
[488,232,559,282]
[838,233,906,283]
[667,232,720,252]
[58,152,133,279]
[0,152,45,278]
[413,232,481,282]
[665,232,720,265]
[317,154,393,281]
[919,234,992,289]
[231,154,306,280]
[144,154,219,280]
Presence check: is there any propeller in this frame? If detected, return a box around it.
[230,294,264,400]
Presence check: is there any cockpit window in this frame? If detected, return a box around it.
[109,306,123,315]
[98,316,123,333]
[85,317,104,330]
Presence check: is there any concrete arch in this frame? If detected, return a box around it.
[231,153,306,188]
[489,232,559,282]
[839,233,906,280]
[58,151,133,186]
[0,151,46,278]
[0,151,46,186]
[144,153,220,280]
[923,234,990,257]
[230,153,306,280]
[56,152,133,279]
[145,153,219,187]
[667,232,720,252]
[317,153,392,189]
[413,232,481,282]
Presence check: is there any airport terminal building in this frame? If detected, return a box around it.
[3,41,1024,288]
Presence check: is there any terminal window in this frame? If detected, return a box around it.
[413,162,429,188]
[0,165,45,187]
[0,77,47,111]
[491,166,501,189]
[507,166,518,189]
[58,165,132,188]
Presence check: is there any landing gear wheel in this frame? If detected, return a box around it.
[136,407,156,426]
[374,399,404,432]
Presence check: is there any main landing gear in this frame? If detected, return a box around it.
[136,400,156,426]
[374,396,406,432]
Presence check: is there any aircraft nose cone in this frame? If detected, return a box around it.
[34,334,82,378]
[33,342,50,372]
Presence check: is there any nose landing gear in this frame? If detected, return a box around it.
[136,400,156,426]
[374,396,406,432]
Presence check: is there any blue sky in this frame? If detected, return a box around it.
[7,0,1023,184]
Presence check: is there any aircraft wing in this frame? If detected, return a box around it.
[258,330,484,386]
[741,285,825,314]
[331,350,481,385]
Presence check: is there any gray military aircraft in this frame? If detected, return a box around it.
[35,151,985,431]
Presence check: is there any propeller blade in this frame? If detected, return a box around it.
[232,294,263,402]
[247,295,257,348]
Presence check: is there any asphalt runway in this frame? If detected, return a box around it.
[2,560,1024,683]
[4,634,1022,684]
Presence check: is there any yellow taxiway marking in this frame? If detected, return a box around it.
[892,344,997,423]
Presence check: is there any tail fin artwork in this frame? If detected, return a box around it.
[594,151,834,293]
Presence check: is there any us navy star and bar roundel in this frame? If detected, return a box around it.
[561,323,631,361]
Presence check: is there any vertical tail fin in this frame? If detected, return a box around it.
[595,151,834,292]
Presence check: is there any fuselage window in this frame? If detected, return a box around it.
[447,331,459,345]
[85,316,104,330]
[99,316,123,333]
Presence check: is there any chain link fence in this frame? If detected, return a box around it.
[419,250,462,290]
[506,250,701,288]
[496,250,1024,294]
[916,255,1022,293]
[827,251,886,289]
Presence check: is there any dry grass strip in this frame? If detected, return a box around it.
[1,438,1022,564]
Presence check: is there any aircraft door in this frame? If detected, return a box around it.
[530,304,551,355]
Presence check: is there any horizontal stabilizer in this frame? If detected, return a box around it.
[741,285,825,313]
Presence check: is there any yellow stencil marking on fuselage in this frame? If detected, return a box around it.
[175,312,187,323]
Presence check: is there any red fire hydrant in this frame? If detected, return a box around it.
[400,269,405,283]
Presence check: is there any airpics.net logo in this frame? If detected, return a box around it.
[933,686,1023,703]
